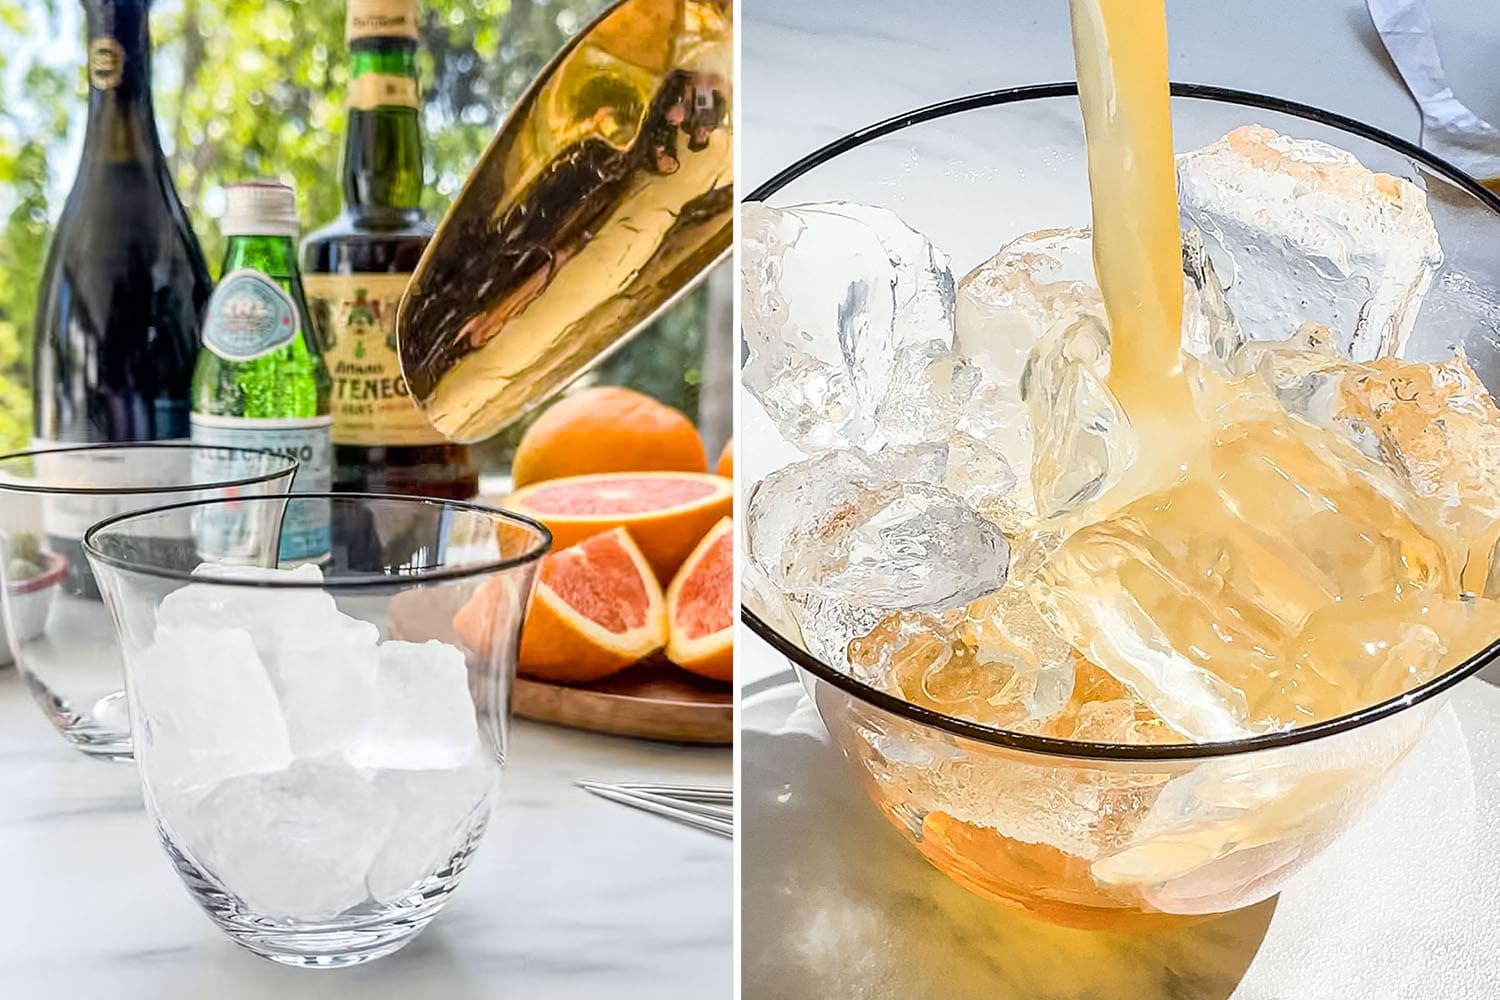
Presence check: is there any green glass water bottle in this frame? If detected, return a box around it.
[191,180,333,563]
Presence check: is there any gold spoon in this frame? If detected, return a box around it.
[397,0,733,443]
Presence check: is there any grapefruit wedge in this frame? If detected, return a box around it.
[515,527,667,683]
[665,518,733,683]
[507,471,732,581]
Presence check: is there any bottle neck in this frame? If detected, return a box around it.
[342,39,425,222]
[222,234,302,285]
[82,0,161,166]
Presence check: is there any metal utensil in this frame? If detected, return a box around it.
[1367,0,1500,187]
[592,784,734,821]
[613,781,732,804]
[577,781,733,837]
[397,0,734,442]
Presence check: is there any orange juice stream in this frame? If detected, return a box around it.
[1068,0,1191,443]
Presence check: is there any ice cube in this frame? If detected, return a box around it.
[1031,375,1490,741]
[1229,322,1358,425]
[955,227,1105,386]
[742,555,805,647]
[1180,225,1247,371]
[1177,124,1443,360]
[938,434,1023,523]
[746,447,1013,669]
[740,200,955,452]
[782,591,887,673]
[759,470,1010,613]
[953,228,1104,494]
[847,585,1076,729]
[788,480,1009,613]
[365,759,493,904]
[158,564,339,658]
[192,562,325,583]
[1236,338,1500,580]
[132,625,292,791]
[1021,313,1136,516]
[1335,350,1500,538]
[347,640,481,771]
[263,613,381,758]
[838,660,1177,863]
[177,757,396,920]
[871,340,1015,458]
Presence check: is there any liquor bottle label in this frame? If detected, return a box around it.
[303,272,445,446]
[202,270,300,362]
[347,0,419,41]
[348,73,420,110]
[190,415,334,564]
[87,38,125,91]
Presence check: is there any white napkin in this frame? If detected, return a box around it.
[1367,0,1500,182]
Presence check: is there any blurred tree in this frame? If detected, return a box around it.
[0,0,714,469]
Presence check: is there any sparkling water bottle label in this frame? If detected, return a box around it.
[190,416,333,564]
[202,270,300,362]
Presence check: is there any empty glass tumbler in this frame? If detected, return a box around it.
[84,493,550,967]
[0,444,297,758]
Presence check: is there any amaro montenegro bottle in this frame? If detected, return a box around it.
[302,0,478,500]
[191,181,333,564]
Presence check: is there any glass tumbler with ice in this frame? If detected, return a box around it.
[84,493,550,968]
[0,444,298,759]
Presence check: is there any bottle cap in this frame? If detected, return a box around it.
[348,0,419,41]
[221,180,300,239]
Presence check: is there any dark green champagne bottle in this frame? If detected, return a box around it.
[302,0,477,500]
[33,0,210,445]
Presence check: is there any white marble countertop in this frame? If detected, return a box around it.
[0,668,731,998]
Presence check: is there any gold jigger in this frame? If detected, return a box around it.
[397,0,733,443]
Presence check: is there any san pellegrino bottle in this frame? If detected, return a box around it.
[302,0,477,500]
[191,181,333,564]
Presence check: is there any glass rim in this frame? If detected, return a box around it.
[82,491,554,589]
[0,443,300,497]
[739,81,1500,762]
[746,80,1500,211]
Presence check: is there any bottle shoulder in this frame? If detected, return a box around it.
[303,211,433,249]
[301,216,432,275]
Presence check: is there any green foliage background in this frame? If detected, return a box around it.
[0,0,709,469]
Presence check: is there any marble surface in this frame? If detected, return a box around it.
[0,667,731,998]
[743,673,1500,999]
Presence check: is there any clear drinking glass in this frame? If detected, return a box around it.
[0,444,298,758]
[742,85,1500,929]
[84,493,550,967]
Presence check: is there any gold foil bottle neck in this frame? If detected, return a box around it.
[347,0,419,42]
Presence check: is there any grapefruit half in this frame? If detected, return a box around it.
[514,527,667,684]
[665,517,733,683]
[506,471,733,581]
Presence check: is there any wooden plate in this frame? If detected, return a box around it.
[386,587,731,745]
